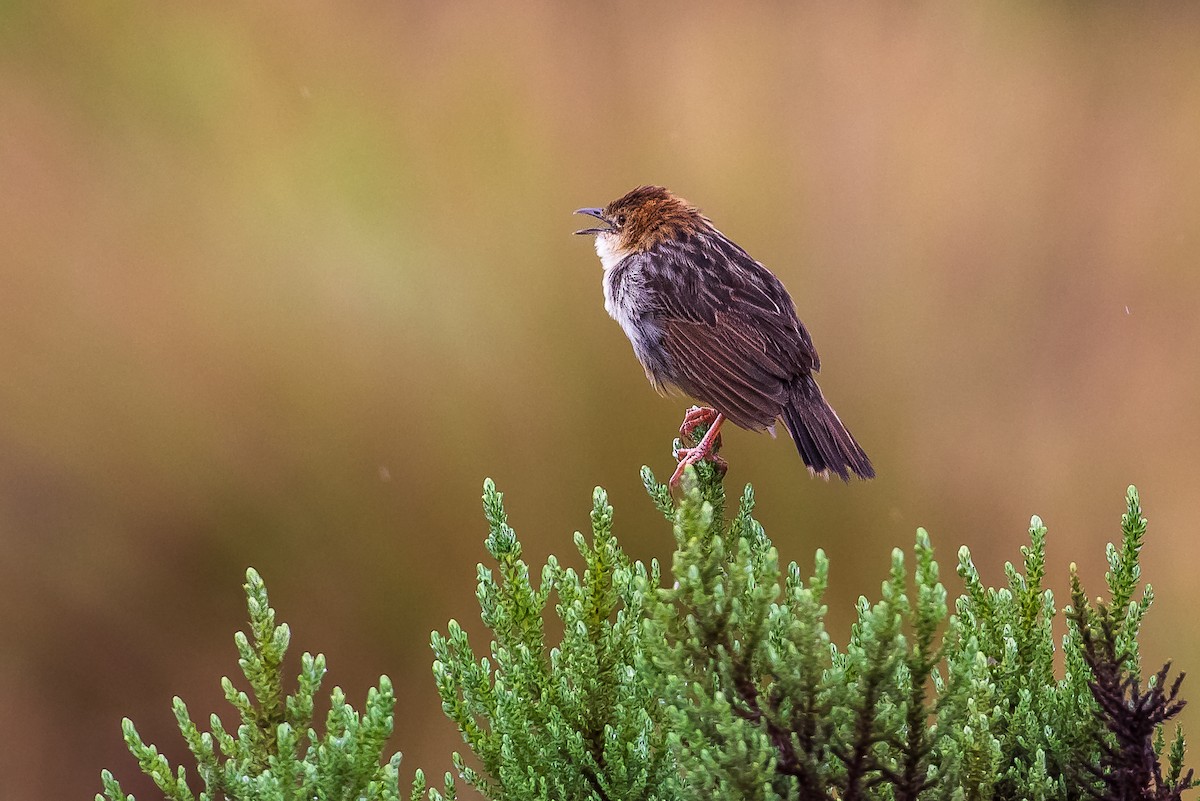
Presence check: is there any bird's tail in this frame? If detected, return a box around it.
[781,376,875,481]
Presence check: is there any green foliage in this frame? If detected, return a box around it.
[99,568,450,801]
[934,517,1095,799]
[1064,487,1193,801]
[431,479,677,801]
[439,451,1192,800]
[101,443,1193,801]
[642,468,947,800]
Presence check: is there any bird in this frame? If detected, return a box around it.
[574,185,874,486]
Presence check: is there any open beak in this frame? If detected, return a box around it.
[574,207,612,236]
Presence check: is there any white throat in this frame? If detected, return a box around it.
[594,233,626,272]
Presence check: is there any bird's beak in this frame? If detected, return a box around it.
[573,207,612,236]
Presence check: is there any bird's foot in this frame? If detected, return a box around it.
[670,411,727,487]
[670,448,728,486]
[679,405,721,442]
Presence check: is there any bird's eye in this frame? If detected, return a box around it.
[617,214,627,226]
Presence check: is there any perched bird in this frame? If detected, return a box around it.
[574,185,874,485]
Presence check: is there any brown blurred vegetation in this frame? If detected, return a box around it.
[2,2,1199,798]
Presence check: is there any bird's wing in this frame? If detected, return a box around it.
[656,316,788,430]
[634,235,820,430]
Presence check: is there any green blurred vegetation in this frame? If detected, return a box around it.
[2,2,1199,798]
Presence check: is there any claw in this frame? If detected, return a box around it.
[669,411,726,487]
[670,448,702,486]
[679,405,721,441]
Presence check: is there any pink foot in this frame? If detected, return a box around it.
[679,405,721,440]
[670,412,726,487]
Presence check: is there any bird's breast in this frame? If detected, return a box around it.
[602,258,638,330]
[602,257,662,375]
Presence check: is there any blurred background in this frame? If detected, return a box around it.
[2,1,1199,797]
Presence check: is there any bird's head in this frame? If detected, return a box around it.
[575,186,707,267]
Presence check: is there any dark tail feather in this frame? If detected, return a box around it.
[781,377,875,481]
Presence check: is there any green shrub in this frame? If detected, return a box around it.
[434,434,1191,799]
[103,431,1193,800]
[98,568,453,801]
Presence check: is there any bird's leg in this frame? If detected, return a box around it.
[671,411,726,486]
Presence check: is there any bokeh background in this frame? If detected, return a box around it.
[2,2,1199,797]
